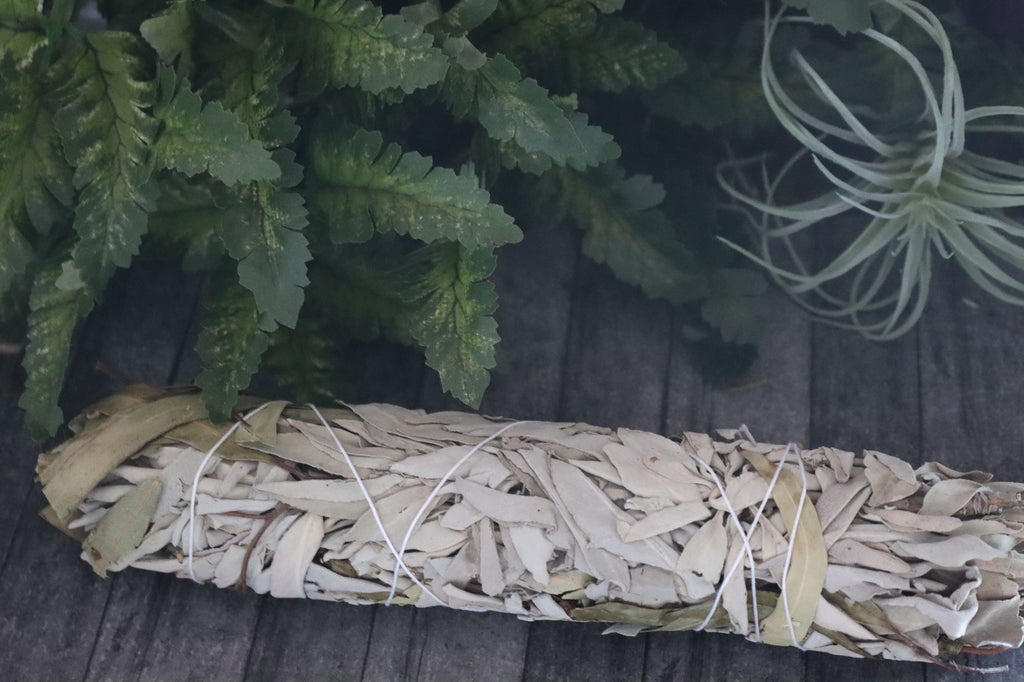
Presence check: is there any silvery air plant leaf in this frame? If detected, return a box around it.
[38,387,1024,672]
[718,0,1024,340]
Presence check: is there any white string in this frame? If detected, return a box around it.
[686,440,804,646]
[385,420,529,605]
[696,441,792,641]
[187,401,275,583]
[686,450,771,638]
[307,404,446,605]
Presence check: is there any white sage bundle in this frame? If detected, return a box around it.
[38,387,1024,670]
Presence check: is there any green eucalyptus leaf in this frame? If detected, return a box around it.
[82,478,162,578]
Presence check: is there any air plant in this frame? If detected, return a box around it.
[718,0,1024,340]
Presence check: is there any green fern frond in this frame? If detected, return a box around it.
[308,123,521,247]
[49,32,158,292]
[221,178,311,331]
[195,272,272,422]
[151,66,281,186]
[0,56,73,295]
[399,243,500,408]
[536,17,685,93]
[274,0,449,96]
[552,165,708,304]
[442,53,618,169]
[18,263,95,437]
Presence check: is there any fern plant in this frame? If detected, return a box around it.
[4,0,1021,437]
[1,0,771,436]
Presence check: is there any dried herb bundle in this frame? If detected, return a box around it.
[39,387,1024,670]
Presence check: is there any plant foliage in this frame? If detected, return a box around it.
[5,0,1014,435]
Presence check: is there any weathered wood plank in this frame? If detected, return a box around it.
[702,291,812,445]
[133,582,261,682]
[0,503,110,677]
[358,604,422,681]
[5,234,1023,681]
[556,259,673,432]
[246,600,376,681]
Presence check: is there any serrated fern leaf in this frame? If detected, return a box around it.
[152,67,280,185]
[139,0,194,66]
[1,0,40,21]
[436,0,498,35]
[309,124,521,247]
[700,268,768,346]
[552,166,707,304]
[199,33,298,148]
[221,182,310,330]
[481,0,596,64]
[50,32,158,291]
[263,316,337,403]
[195,275,271,422]
[442,54,617,169]
[276,0,448,95]
[541,17,685,93]
[314,245,413,344]
[148,172,225,270]
[401,243,499,408]
[0,58,73,295]
[0,1,48,67]
[492,108,620,174]
[18,263,95,437]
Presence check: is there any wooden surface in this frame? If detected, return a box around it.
[2,224,1024,681]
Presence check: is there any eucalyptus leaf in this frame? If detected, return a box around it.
[83,478,163,578]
